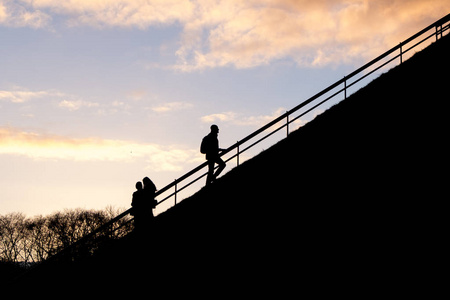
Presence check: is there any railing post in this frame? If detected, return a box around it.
[174,180,177,205]
[237,142,240,166]
[399,42,403,64]
[344,77,347,100]
[286,112,289,136]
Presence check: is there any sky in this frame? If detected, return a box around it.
[1,0,448,217]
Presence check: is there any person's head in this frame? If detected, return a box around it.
[135,181,143,190]
[143,177,151,187]
[210,124,219,134]
[142,177,156,191]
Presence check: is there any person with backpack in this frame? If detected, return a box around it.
[201,124,226,186]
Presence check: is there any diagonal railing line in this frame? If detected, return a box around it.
[154,13,450,200]
[44,13,450,263]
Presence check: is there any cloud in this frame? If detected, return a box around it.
[0,126,199,172]
[0,3,7,22]
[201,108,291,127]
[17,0,194,28]
[0,89,49,103]
[200,111,237,124]
[174,0,449,70]
[201,107,310,130]
[0,87,115,113]
[3,1,448,70]
[58,99,100,111]
[0,0,51,28]
[126,89,147,101]
[151,101,193,113]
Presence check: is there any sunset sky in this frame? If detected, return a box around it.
[1,0,448,217]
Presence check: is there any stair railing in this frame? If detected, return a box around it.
[153,13,450,210]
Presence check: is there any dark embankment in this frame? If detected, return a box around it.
[16,34,449,295]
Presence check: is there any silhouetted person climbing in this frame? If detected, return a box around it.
[131,177,157,233]
[201,124,226,185]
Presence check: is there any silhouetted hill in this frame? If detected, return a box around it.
[17,34,449,295]
[151,34,448,295]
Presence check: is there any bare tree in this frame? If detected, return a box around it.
[0,213,26,263]
[0,207,133,264]
[104,205,133,239]
[24,216,56,262]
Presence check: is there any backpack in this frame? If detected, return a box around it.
[200,135,209,154]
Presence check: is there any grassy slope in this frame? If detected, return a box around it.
[19,34,449,294]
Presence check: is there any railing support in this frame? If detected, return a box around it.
[174,180,177,205]
[436,25,443,40]
[286,112,290,136]
[237,142,240,166]
[400,43,403,64]
[344,77,347,100]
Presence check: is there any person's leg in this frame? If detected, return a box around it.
[213,157,226,179]
[206,160,215,185]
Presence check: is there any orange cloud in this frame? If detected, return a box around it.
[0,0,51,28]
[3,1,448,69]
[174,0,449,70]
[0,127,200,171]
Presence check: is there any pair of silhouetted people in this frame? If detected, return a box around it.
[131,177,157,233]
[131,125,226,232]
[202,124,226,185]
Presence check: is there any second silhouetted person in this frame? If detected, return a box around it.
[201,124,226,186]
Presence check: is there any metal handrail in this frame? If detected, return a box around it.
[153,12,450,206]
[47,13,450,262]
